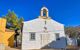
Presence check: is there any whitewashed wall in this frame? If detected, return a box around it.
[22,18,66,50]
[66,35,77,46]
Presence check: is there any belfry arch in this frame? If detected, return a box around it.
[40,7,49,18]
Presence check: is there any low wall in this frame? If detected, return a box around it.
[0,43,5,50]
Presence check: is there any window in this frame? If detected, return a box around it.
[30,32,36,40]
[44,20,47,25]
[55,33,60,40]
[43,9,47,16]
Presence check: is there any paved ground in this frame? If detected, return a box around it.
[4,47,78,50]
[4,47,79,50]
[5,47,20,50]
[0,45,79,50]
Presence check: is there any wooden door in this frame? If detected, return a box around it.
[40,34,50,48]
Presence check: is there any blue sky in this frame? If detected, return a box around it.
[0,0,80,26]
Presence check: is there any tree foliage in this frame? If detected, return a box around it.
[3,10,24,30]
[65,26,80,38]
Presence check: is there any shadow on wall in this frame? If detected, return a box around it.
[41,37,67,49]
[8,34,14,47]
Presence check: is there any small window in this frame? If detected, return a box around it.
[30,32,36,41]
[55,33,60,40]
[43,9,47,16]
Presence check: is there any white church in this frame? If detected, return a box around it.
[22,7,67,50]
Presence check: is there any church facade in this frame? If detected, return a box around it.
[22,7,67,50]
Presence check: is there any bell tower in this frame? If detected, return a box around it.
[40,7,49,19]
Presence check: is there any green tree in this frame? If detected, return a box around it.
[3,10,24,30]
[65,26,78,38]
[18,17,24,29]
